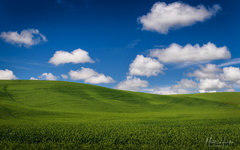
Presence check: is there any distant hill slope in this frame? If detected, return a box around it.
[1,80,239,120]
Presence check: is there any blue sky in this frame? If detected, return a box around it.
[0,0,240,94]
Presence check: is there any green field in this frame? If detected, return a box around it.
[0,80,240,149]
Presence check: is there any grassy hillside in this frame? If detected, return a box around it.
[0,80,240,149]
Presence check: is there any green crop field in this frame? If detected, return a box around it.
[0,80,239,149]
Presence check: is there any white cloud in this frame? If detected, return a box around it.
[0,29,47,47]
[116,76,149,91]
[153,79,198,95]
[30,77,38,80]
[0,69,17,80]
[69,67,98,80]
[218,58,240,67]
[199,89,217,93]
[129,55,164,77]
[188,64,240,83]
[150,42,230,63]
[188,64,222,79]
[85,74,114,84]
[199,64,222,73]
[222,67,240,84]
[153,78,226,95]
[138,2,221,34]
[199,78,227,91]
[69,67,114,84]
[61,74,69,79]
[152,87,178,95]
[172,79,198,90]
[39,73,58,80]
[49,48,94,66]
[152,65,240,95]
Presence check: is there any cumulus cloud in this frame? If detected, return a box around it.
[152,64,240,95]
[199,64,222,73]
[69,67,98,80]
[84,74,114,84]
[0,29,47,47]
[187,64,236,92]
[30,77,38,80]
[150,42,230,63]
[188,64,222,79]
[61,74,69,79]
[129,55,164,77]
[116,76,149,91]
[138,2,221,34]
[68,67,114,84]
[153,78,220,95]
[199,78,227,92]
[223,67,240,84]
[199,89,217,93]
[39,73,58,80]
[152,87,178,95]
[0,69,17,80]
[172,79,198,90]
[49,48,94,66]
[189,65,240,84]
[153,79,198,95]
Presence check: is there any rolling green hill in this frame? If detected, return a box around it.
[0,80,240,149]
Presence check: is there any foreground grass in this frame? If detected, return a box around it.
[1,117,240,150]
[0,80,240,149]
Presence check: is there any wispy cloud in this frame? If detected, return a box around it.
[218,58,240,67]
[12,66,31,70]
[127,39,141,48]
